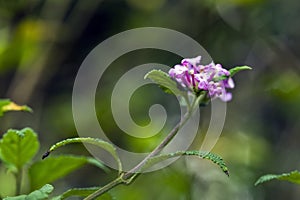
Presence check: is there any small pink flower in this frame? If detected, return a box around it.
[169,56,235,102]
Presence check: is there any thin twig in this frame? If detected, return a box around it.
[84,177,124,200]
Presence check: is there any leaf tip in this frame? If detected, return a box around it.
[144,69,161,80]
[144,69,154,79]
[242,66,252,70]
[254,178,263,186]
[23,106,33,113]
[229,65,253,77]
[224,169,230,177]
[42,151,50,159]
[144,74,149,80]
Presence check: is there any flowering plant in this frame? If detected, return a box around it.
[0,56,251,200]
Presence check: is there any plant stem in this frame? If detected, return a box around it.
[122,111,191,179]
[16,167,22,195]
[84,94,204,200]
[84,177,124,200]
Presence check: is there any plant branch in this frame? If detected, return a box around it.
[124,113,190,178]
[84,94,204,200]
[84,177,124,200]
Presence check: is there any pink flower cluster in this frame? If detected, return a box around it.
[169,56,234,102]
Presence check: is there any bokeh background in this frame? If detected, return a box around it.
[1,0,300,199]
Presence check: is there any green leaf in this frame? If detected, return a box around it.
[0,128,39,170]
[213,66,252,82]
[86,157,110,172]
[4,184,53,200]
[143,150,229,176]
[0,99,32,117]
[52,187,114,200]
[255,170,300,186]
[42,137,122,172]
[29,155,108,190]
[229,66,252,77]
[144,70,186,97]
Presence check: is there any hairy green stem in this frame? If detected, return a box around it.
[84,177,124,200]
[83,112,190,200]
[122,112,191,179]
[84,94,204,200]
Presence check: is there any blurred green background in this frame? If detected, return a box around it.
[1,0,300,199]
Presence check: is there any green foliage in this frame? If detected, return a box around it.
[143,150,229,176]
[255,170,300,186]
[112,166,191,200]
[4,184,54,200]
[0,126,111,197]
[0,128,39,170]
[144,69,191,107]
[144,69,186,97]
[214,65,252,81]
[29,155,107,190]
[229,66,252,77]
[0,99,32,117]
[52,187,114,200]
[43,137,122,172]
